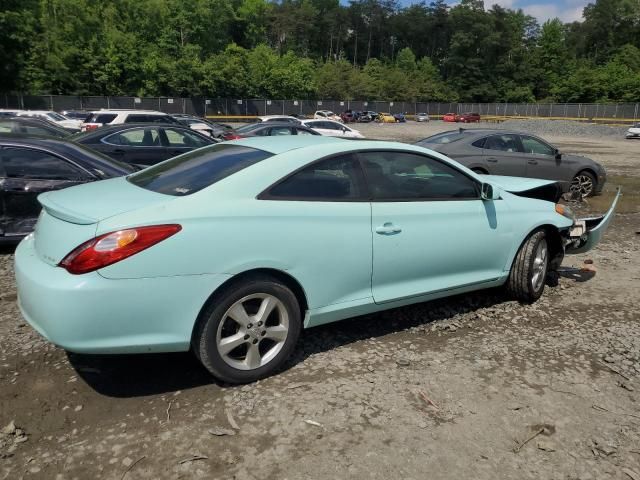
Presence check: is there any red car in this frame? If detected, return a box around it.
[458,112,481,123]
[443,112,458,122]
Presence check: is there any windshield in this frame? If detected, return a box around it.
[236,123,265,133]
[47,112,67,121]
[416,131,466,145]
[63,142,136,177]
[128,144,273,196]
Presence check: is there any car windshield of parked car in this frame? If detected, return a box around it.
[236,123,266,134]
[55,141,135,176]
[416,132,465,145]
[46,112,67,121]
[128,144,273,196]
[86,113,117,124]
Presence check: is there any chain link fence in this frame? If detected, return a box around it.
[2,95,638,123]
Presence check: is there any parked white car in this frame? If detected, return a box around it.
[256,115,301,124]
[416,112,430,122]
[314,110,342,122]
[17,110,82,129]
[625,123,640,139]
[302,119,365,138]
[80,109,179,132]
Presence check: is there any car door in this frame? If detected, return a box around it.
[0,146,93,236]
[97,127,165,166]
[258,154,372,310]
[520,135,563,181]
[161,127,212,160]
[482,134,526,177]
[360,150,513,304]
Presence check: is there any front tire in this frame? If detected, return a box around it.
[506,230,548,303]
[193,275,301,384]
[570,170,596,198]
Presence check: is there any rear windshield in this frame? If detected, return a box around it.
[128,144,273,196]
[87,113,117,124]
[62,142,136,177]
[416,131,466,145]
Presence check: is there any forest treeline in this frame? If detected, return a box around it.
[2,0,640,102]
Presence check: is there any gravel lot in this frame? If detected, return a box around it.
[1,121,639,480]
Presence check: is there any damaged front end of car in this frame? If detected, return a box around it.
[562,189,621,254]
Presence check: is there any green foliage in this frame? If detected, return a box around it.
[3,0,640,102]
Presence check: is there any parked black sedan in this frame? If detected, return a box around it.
[72,123,216,166]
[0,117,74,139]
[0,134,135,244]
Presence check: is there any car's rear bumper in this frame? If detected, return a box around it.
[15,235,231,354]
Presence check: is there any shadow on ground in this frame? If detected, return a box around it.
[68,288,516,398]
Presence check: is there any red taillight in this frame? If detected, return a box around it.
[83,124,99,131]
[223,133,242,140]
[59,224,182,274]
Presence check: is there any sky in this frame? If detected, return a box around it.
[396,0,589,23]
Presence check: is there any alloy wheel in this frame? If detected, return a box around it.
[216,293,289,371]
[570,174,594,198]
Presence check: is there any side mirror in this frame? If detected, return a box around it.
[481,183,501,200]
[554,148,562,160]
[342,126,348,132]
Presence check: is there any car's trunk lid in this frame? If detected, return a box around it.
[35,177,172,265]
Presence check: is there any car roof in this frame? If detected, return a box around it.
[230,136,416,155]
[441,128,532,137]
[89,109,169,114]
[0,132,76,144]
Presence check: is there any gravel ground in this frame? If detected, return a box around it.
[1,123,639,480]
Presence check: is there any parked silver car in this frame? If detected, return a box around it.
[415,129,606,197]
[416,112,430,122]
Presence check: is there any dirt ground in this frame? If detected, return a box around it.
[1,121,639,480]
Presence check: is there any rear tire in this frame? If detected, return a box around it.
[192,275,301,384]
[506,230,548,303]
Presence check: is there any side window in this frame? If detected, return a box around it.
[484,135,522,153]
[296,128,317,136]
[2,148,87,180]
[266,154,364,200]
[326,122,342,130]
[103,128,160,146]
[163,128,210,147]
[521,135,555,155]
[23,125,55,136]
[360,151,478,200]
[306,121,321,129]
[0,123,13,133]
[471,137,486,148]
[269,127,293,136]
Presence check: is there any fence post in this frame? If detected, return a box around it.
[614,103,618,118]
[634,103,638,122]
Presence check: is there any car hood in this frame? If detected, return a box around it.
[482,175,557,192]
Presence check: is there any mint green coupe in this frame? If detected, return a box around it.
[15,137,618,383]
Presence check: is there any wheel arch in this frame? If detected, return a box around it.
[507,224,565,273]
[191,268,309,343]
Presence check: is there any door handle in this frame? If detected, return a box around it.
[528,159,538,165]
[375,222,402,235]
[487,157,498,163]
